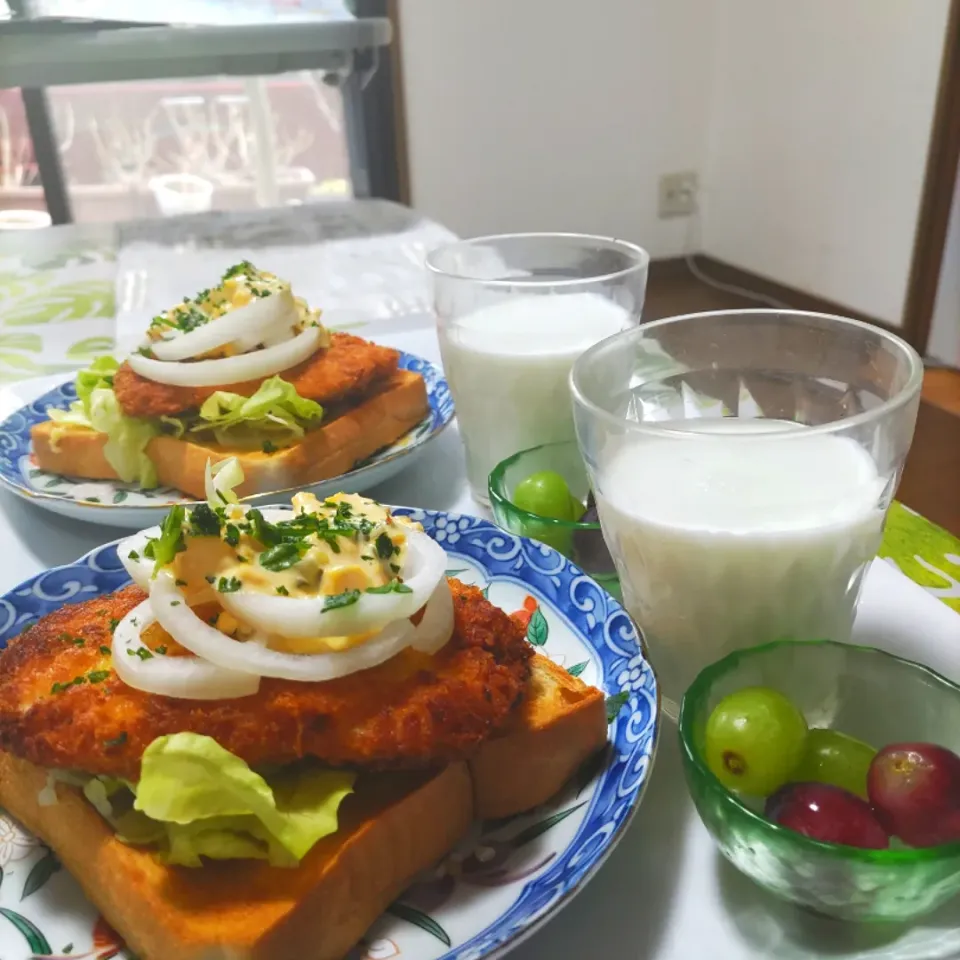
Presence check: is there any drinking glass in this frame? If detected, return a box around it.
[570,309,923,717]
[426,233,649,502]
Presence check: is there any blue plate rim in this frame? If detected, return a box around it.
[0,350,453,511]
[0,508,660,960]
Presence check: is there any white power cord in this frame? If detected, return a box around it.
[679,189,793,311]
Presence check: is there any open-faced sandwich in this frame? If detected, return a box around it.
[30,262,430,500]
[0,463,607,960]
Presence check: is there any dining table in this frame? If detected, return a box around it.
[1,200,959,960]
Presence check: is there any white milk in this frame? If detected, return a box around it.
[438,293,630,498]
[595,420,887,715]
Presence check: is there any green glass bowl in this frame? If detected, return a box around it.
[488,441,620,600]
[679,639,960,922]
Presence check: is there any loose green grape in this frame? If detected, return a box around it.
[512,471,577,521]
[793,728,876,799]
[704,686,808,797]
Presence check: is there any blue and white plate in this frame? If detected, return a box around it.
[0,510,659,960]
[0,351,453,529]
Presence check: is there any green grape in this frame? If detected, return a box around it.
[792,727,876,799]
[568,493,586,522]
[704,686,808,797]
[512,471,577,521]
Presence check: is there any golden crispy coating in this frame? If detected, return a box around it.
[113,332,400,420]
[0,581,532,780]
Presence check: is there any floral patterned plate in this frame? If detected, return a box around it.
[0,508,659,960]
[0,352,453,529]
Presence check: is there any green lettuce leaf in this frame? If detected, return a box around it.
[47,355,159,487]
[190,376,324,449]
[129,733,354,867]
[75,354,119,402]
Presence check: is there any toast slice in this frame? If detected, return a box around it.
[0,655,607,959]
[29,369,429,500]
[0,753,473,960]
[470,652,607,818]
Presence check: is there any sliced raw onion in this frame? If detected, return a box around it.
[119,527,161,589]
[149,289,298,362]
[205,457,244,507]
[411,581,454,654]
[150,572,417,681]
[112,600,261,699]
[217,529,448,639]
[127,326,322,387]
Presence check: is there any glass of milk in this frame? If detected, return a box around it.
[426,233,649,502]
[570,309,923,718]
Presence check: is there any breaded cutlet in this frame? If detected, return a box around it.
[0,580,533,781]
[113,332,400,420]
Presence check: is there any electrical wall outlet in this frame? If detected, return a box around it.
[658,171,699,218]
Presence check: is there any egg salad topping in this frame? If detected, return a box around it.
[143,492,415,604]
[145,260,320,351]
[116,466,453,698]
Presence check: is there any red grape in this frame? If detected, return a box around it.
[766,782,890,849]
[867,742,960,847]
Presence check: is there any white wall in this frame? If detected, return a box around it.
[928,176,960,364]
[398,0,713,259]
[700,0,950,327]
[399,0,950,328]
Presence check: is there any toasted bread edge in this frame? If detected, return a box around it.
[29,370,429,499]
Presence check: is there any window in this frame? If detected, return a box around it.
[0,0,404,224]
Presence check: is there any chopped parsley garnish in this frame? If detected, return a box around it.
[276,585,289,596]
[99,645,111,655]
[376,533,395,560]
[108,617,120,632]
[104,732,128,748]
[72,637,85,646]
[322,589,361,613]
[217,576,242,594]
[57,631,71,642]
[224,523,241,547]
[389,563,401,574]
[222,260,255,280]
[88,670,110,684]
[51,675,87,694]
[127,550,140,561]
[262,440,277,453]
[189,502,222,537]
[205,575,216,584]
[156,645,168,655]
[134,648,154,661]
[170,601,181,607]
[260,541,305,572]
[247,508,283,547]
[175,578,188,587]
[149,504,186,573]
[365,580,414,595]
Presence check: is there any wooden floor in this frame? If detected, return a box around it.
[645,261,960,536]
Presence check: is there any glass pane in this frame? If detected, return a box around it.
[0,73,352,224]
[0,89,52,228]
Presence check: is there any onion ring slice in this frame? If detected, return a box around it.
[128,326,322,387]
[149,289,298,362]
[150,572,418,682]
[218,528,447,639]
[112,600,261,700]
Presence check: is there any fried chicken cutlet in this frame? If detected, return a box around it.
[0,580,532,781]
[113,332,400,420]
